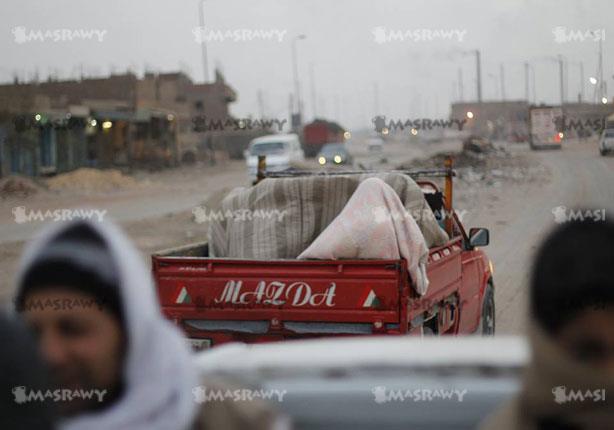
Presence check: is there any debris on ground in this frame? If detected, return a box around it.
[46,168,140,193]
[398,141,550,187]
[0,176,45,199]
[462,135,495,154]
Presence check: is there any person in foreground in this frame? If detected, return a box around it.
[14,219,287,430]
[1,311,57,429]
[480,216,614,430]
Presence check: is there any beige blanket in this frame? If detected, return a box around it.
[298,177,430,295]
[208,172,448,260]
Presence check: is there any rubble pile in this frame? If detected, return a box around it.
[399,141,550,188]
[46,168,140,193]
[0,175,45,199]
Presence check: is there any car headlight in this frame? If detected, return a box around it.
[318,156,326,165]
[333,155,342,164]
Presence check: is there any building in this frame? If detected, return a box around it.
[450,101,530,141]
[0,70,237,176]
[451,101,614,141]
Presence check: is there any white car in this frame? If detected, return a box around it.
[598,129,614,156]
[245,134,305,180]
[367,136,384,152]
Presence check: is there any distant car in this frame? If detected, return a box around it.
[367,137,384,152]
[598,129,614,156]
[317,142,353,166]
[245,134,304,180]
[195,336,528,430]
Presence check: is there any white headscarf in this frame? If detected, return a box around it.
[15,219,199,430]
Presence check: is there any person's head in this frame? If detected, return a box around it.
[15,223,126,416]
[14,220,198,430]
[0,312,56,429]
[531,215,614,372]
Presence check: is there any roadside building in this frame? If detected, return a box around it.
[0,70,237,176]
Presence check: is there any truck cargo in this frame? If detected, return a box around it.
[152,162,495,350]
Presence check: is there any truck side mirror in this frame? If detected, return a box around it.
[469,227,489,247]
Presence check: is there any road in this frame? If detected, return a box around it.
[1,136,612,336]
[463,139,614,334]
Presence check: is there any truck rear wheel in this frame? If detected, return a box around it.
[477,283,495,336]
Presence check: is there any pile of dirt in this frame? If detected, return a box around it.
[0,175,45,199]
[398,144,550,187]
[46,168,140,193]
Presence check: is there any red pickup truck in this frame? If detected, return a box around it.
[153,164,495,350]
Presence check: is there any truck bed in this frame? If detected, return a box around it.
[152,236,466,346]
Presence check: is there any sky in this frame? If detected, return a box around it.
[1,0,613,129]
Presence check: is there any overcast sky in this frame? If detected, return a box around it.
[2,0,613,128]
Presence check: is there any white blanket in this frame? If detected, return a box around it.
[298,177,430,295]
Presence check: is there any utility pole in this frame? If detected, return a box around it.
[257,89,265,118]
[373,82,380,115]
[475,50,482,103]
[198,0,210,82]
[580,61,585,103]
[291,35,306,121]
[500,63,506,101]
[558,55,565,105]
[458,68,464,101]
[524,62,530,102]
[309,63,317,119]
[598,37,605,102]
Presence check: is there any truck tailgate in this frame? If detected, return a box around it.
[153,257,407,332]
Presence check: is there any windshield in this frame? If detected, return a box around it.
[249,141,286,156]
[320,144,346,154]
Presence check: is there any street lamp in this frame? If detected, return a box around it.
[198,0,210,82]
[292,34,307,124]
